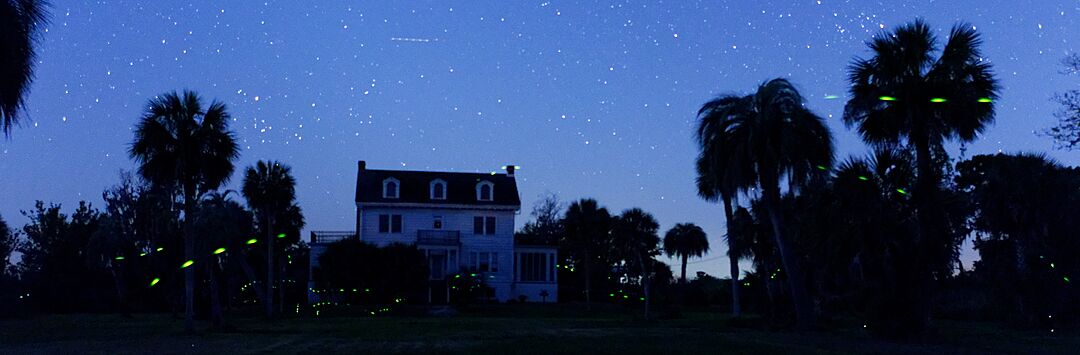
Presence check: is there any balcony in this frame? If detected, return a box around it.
[417,230,460,246]
[309,231,356,244]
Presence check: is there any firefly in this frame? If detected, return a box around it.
[930,98,947,103]
[1065,277,1071,283]
[896,188,908,195]
[139,252,147,257]
[977,97,992,103]
[277,233,286,239]
[878,96,897,101]
[156,247,164,252]
[213,247,226,255]
[150,278,160,287]
[180,260,194,269]
[824,95,840,100]
[816,165,828,171]
[114,256,125,260]
[1051,263,1056,268]
[858,176,869,181]
[246,238,258,245]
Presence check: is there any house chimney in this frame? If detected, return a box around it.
[358,160,366,172]
[505,164,515,177]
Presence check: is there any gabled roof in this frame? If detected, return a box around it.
[355,163,521,208]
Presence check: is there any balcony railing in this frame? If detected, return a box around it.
[417,230,460,246]
[310,231,356,244]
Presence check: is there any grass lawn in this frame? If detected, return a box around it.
[0,304,1075,354]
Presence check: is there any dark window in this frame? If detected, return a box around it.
[385,181,398,198]
[378,214,390,233]
[432,182,445,199]
[479,184,492,200]
[474,217,484,234]
[520,252,550,282]
[479,252,490,272]
[433,216,443,229]
[391,215,402,233]
[485,216,496,235]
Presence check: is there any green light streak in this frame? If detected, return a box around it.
[139,252,147,257]
[930,98,947,103]
[213,247,226,255]
[1065,277,1071,283]
[156,247,164,252]
[180,260,194,269]
[878,96,897,101]
[816,165,828,171]
[896,188,908,195]
[277,233,286,239]
[150,278,160,287]
[977,97,992,103]
[858,176,869,181]
[824,95,840,100]
[114,256,125,260]
[246,238,258,245]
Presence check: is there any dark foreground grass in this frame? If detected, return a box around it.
[0,304,1075,354]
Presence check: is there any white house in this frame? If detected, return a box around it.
[309,161,558,303]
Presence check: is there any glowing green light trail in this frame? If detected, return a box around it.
[824,95,840,100]
[896,188,908,195]
[246,238,258,245]
[977,97,992,103]
[150,278,160,287]
[156,247,164,252]
[930,98,947,103]
[180,260,194,269]
[878,96,897,101]
[115,256,125,260]
[858,176,869,181]
[277,233,286,239]
[213,247,226,255]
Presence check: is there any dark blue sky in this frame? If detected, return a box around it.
[1,1,1077,276]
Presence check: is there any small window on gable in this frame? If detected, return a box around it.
[430,179,447,200]
[383,178,399,199]
[476,181,494,201]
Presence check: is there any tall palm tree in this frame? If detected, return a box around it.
[242,160,297,319]
[663,223,709,283]
[612,208,661,319]
[695,95,756,316]
[560,198,612,307]
[1,0,48,135]
[844,20,999,332]
[194,191,253,327]
[129,90,239,332]
[699,78,834,329]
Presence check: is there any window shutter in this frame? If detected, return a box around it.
[379,215,389,233]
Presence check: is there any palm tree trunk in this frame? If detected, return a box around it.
[208,262,224,327]
[911,122,937,333]
[239,251,270,305]
[183,187,197,333]
[265,214,274,319]
[722,196,742,317]
[278,253,285,315]
[680,255,688,284]
[583,251,592,308]
[761,179,814,330]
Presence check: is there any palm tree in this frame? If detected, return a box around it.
[612,208,661,319]
[699,78,834,329]
[129,90,239,332]
[844,20,999,332]
[0,0,47,135]
[242,160,297,319]
[663,223,708,283]
[560,198,612,307]
[194,191,253,327]
[695,95,756,316]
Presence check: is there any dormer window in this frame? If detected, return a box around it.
[383,178,400,199]
[476,181,494,201]
[430,179,447,200]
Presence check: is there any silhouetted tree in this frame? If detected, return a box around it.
[844,20,999,335]
[560,198,613,306]
[242,160,297,319]
[515,192,564,246]
[194,191,254,327]
[612,208,661,319]
[703,78,834,329]
[0,214,15,277]
[0,0,48,135]
[129,90,239,332]
[17,201,111,312]
[663,223,709,283]
[1046,53,1080,149]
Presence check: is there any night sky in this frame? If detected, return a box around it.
[1,1,1077,277]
